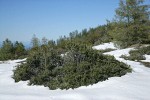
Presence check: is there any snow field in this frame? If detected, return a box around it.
[0,43,150,100]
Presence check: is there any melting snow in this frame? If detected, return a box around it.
[141,54,150,62]
[0,42,150,100]
[92,42,117,50]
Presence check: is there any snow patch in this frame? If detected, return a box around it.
[92,42,117,50]
[141,55,150,62]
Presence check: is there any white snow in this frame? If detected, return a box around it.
[141,54,150,62]
[1,42,150,100]
[92,42,117,50]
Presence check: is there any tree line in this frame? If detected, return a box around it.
[1,0,149,59]
[0,39,27,61]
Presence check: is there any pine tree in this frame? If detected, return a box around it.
[110,0,150,48]
[14,41,26,58]
[116,0,150,24]
[0,39,14,60]
[31,34,40,48]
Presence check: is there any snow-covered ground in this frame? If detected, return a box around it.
[92,42,117,50]
[0,43,150,100]
[141,54,150,62]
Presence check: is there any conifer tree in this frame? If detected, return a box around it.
[116,0,150,24]
[14,41,26,58]
[31,34,40,48]
[110,0,150,48]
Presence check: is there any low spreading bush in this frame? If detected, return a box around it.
[140,61,150,68]
[120,46,150,61]
[13,43,131,90]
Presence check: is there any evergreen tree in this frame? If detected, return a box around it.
[2,38,14,53]
[14,41,26,58]
[116,0,150,24]
[110,0,150,48]
[31,34,40,48]
[0,39,14,60]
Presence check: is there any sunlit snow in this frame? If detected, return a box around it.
[92,42,117,50]
[0,43,150,100]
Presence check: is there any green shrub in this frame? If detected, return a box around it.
[13,63,31,82]
[120,46,150,61]
[140,61,150,68]
[13,44,131,90]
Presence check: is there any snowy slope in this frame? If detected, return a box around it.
[92,42,117,50]
[0,43,150,100]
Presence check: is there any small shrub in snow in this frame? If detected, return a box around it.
[120,46,150,61]
[13,43,131,90]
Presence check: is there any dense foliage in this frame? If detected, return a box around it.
[0,39,27,61]
[109,0,150,48]
[56,25,112,54]
[13,40,131,89]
